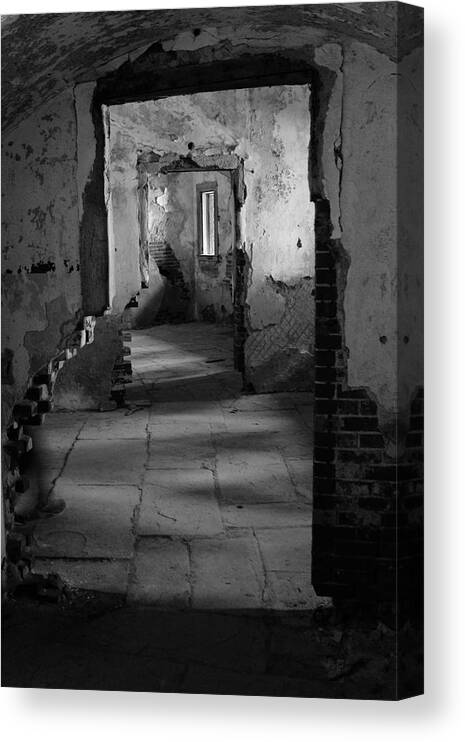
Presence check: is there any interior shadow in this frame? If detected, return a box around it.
[1,596,410,700]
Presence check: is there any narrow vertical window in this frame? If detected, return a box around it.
[198,185,218,256]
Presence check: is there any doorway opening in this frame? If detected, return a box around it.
[105,86,315,395]
[134,160,238,329]
[99,85,317,610]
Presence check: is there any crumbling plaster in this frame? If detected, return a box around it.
[1,4,423,422]
[1,90,82,422]
[106,126,141,311]
[1,5,422,135]
[397,45,423,419]
[107,85,314,388]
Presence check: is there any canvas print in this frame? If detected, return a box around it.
[1,2,424,700]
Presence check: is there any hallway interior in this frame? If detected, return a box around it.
[23,322,316,611]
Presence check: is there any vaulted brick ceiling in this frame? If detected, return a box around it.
[1,3,421,132]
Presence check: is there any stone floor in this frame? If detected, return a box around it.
[4,323,420,699]
[25,322,317,611]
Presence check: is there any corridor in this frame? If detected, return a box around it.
[26,323,316,610]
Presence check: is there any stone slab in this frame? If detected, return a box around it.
[255,526,311,573]
[213,429,282,454]
[218,411,312,457]
[32,484,139,558]
[138,469,223,537]
[274,431,313,458]
[221,503,312,530]
[221,392,313,412]
[33,411,89,432]
[33,558,130,594]
[149,400,225,426]
[60,438,146,485]
[79,409,149,439]
[285,458,313,500]
[221,409,308,434]
[190,535,265,610]
[149,422,213,440]
[216,453,297,504]
[127,538,190,608]
[147,426,215,469]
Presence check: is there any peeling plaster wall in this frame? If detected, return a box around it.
[1,5,424,419]
[339,41,423,424]
[108,85,314,390]
[397,46,423,419]
[1,90,82,424]
[238,86,314,391]
[341,43,398,415]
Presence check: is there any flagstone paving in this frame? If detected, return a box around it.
[31,322,316,610]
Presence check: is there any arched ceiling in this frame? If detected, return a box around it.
[1,4,421,132]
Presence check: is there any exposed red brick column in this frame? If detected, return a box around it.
[311,200,423,621]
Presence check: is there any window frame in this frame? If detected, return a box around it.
[197,181,219,258]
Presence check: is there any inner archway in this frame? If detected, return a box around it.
[59,82,317,610]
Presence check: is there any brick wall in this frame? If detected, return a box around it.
[311,200,423,622]
[149,241,190,323]
[245,276,314,393]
